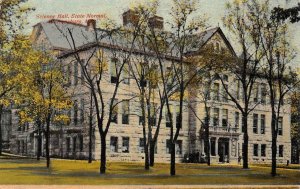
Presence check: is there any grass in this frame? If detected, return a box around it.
[0,154,299,185]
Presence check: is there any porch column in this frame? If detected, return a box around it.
[215,137,219,156]
[201,139,205,154]
[229,138,232,163]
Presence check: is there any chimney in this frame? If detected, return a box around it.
[148,15,164,30]
[122,9,139,27]
[87,19,96,31]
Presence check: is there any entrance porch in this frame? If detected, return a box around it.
[200,136,239,164]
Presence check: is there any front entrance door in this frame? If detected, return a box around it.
[218,138,229,163]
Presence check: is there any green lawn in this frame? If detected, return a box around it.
[0,154,299,185]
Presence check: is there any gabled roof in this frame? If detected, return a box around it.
[32,20,109,50]
[188,27,236,56]
[32,19,236,58]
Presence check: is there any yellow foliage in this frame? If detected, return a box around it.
[0,36,71,125]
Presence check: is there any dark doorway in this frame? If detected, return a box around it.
[218,138,229,163]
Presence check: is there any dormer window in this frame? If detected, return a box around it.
[215,42,221,53]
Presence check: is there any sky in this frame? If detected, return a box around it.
[24,0,300,68]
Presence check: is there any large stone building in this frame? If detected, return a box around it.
[9,11,291,164]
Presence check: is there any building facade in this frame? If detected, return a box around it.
[8,11,291,164]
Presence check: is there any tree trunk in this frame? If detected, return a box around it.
[149,141,155,167]
[0,105,3,155]
[204,117,210,166]
[45,117,50,168]
[170,142,176,176]
[88,91,93,163]
[37,129,42,161]
[242,114,249,169]
[144,143,149,170]
[88,123,93,163]
[271,113,277,177]
[100,134,106,174]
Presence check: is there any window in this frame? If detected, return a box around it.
[242,117,246,133]
[253,83,258,103]
[175,106,181,128]
[153,142,158,154]
[166,67,172,91]
[242,143,245,157]
[261,83,267,104]
[261,115,265,134]
[74,61,79,86]
[215,42,221,52]
[122,137,130,153]
[150,103,156,126]
[66,137,71,153]
[21,140,25,154]
[213,108,219,127]
[73,137,77,153]
[140,76,147,88]
[139,138,145,153]
[253,144,258,156]
[139,115,144,126]
[213,83,220,101]
[166,139,171,154]
[204,107,210,125]
[79,135,83,152]
[123,62,130,84]
[222,109,228,127]
[223,75,228,82]
[236,80,240,100]
[81,60,85,85]
[279,145,283,157]
[66,64,71,86]
[235,112,240,128]
[253,114,258,134]
[165,106,173,128]
[261,144,266,157]
[74,100,78,125]
[17,140,20,153]
[210,139,216,156]
[222,84,228,102]
[278,117,283,135]
[110,58,118,83]
[176,140,182,154]
[80,99,84,123]
[149,65,159,89]
[111,99,118,123]
[122,100,129,124]
[166,139,182,154]
[110,137,118,153]
[25,122,29,131]
[67,109,71,125]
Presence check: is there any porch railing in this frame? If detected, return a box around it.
[209,126,239,133]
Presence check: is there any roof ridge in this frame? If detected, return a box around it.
[47,19,87,27]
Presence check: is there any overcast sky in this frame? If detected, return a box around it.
[25,0,300,68]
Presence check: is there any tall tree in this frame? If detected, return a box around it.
[272,3,300,23]
[188,63,218,165]
[291,90,300,163]
[14,37,71,167]
[57,9,149,173]
[221,0,265,169]
[251,0,299,175]
[0,0,33,155]
[128,1,180,168]
[151,0,206,175]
